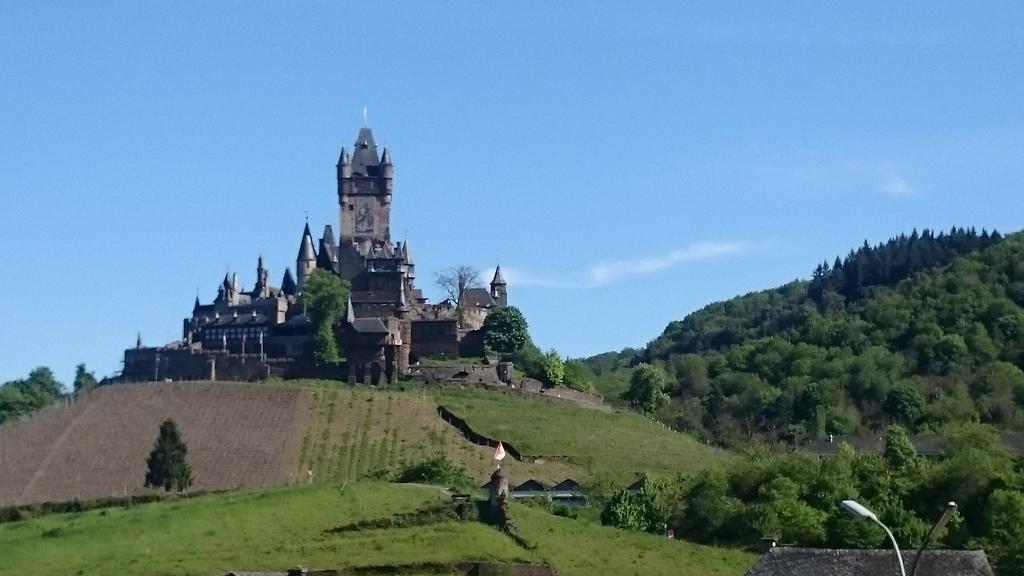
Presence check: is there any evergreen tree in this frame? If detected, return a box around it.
[144,419,193,492]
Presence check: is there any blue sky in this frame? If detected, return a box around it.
[2,2,1022,386]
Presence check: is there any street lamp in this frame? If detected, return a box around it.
[841,499,906,576]
[910,501,957,576]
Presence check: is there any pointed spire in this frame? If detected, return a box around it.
[222,272,232,291]
[136,333,142,348]
[281,267,297,296]
[403,241,414,265]
[380,147,392,165]
[338,147,350,166]
[297,223,316,262]
[347,294,355,323]
[193,296,201,311]
[257,255,265,270]
[491,265,507,286]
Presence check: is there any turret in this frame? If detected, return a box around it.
[381,147,394,179]
[403,241,416,280]
[396,283,410,318]
[337,148,351,180]
[296,223,317,290]
[253,255,270,298]
[490,265,507,307]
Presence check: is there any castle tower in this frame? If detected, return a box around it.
[296,223,317,290]
[337,127,394,277]
[490,266,507,307]
[253,256,270,298]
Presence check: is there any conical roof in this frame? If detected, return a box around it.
[491,265,507,286]
[281,268,298,296]
[297,224,316,262]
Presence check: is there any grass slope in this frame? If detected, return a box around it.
[0,482,755,576]
[433,386,727,480]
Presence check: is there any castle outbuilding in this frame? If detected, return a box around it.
[122,126,506,384]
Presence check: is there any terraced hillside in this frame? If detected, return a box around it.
[0,382,307,506]
[0,380,725,506]
[294,386,578,485]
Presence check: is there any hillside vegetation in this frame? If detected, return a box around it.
[588,228,1024,445]
[0,481,756,576]
[0,380,723,506]
[433,386,726,479]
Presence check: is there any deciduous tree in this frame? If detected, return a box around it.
[483,306,529,356]
[623,363,668,414]
[302,268,350,365]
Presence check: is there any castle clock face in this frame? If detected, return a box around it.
[355,198,374,233]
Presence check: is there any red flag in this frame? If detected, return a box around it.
[493,442,506,461]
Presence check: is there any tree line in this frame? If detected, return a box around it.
[0,364,98,424]
[597,424,1023,576]
[586,229,1024,446]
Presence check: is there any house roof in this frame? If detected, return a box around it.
[745,548,993,576]
[351,318,388,334]
[551,478,580,492]
[512,479,548,492]
[462,287,495,308]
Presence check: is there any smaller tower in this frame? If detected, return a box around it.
[381,147,394,179]
[254,256,270,298]
[490,265,507,307]
[296,223,317,290]
[337,147,351,182]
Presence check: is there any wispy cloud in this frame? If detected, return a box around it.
[587,241,746,286]
[878,174,916,196]
[500,240,747,290]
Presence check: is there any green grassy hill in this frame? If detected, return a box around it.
[0,481,756,576]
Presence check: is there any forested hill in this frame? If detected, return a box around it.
[587,227,1024,445]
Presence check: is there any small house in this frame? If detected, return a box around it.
[550,478,585,507]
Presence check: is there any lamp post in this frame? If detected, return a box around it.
[909,501,957,576]
[841,499,906,576]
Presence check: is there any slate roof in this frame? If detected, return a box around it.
[491,265,506,285]
[351,318,388,334]
[551,479,581,492]
[512,479,549,492]
[462,287,495,308]
[297,224,316,262]
[281,268,298,296]
[350,127,380,176]
[744,548,994,576]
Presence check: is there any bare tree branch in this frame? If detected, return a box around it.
[434,265,481,312]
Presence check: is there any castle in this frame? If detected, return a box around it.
[122,126,507,384]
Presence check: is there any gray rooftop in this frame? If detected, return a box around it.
[745,548,993,576]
